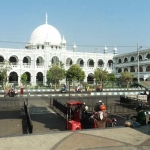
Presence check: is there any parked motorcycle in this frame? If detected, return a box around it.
[60,89,67,93]
[4,90,18,97]
[96,85,103,92]
[75,87,82,92]
[106,118,117,127]
[60,84,67,93]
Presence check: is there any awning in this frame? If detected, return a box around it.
[139,81,150,90]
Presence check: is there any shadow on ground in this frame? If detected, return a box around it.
[29,106,66,133]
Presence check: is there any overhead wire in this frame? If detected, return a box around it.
[0,40,149,49]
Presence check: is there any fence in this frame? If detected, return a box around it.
[0,80,142,90]
[52,98,95,129]
[51,98,137,117]
[24,100,33,134]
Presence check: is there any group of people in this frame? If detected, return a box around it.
[126,105,147,128]
[61,83,83,92]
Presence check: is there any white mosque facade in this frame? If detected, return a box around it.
[0,15,116,85]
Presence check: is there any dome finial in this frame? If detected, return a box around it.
[46,13,48,24]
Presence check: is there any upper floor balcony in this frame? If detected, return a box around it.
[115,59,150,68]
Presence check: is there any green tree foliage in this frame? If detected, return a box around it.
[0,60,12,90]
[120,71,134,88]
[46,63,65,89]
[94,68,108,83]
[107,73,116,81]
[21,73,27,85]
[66,64,85,81]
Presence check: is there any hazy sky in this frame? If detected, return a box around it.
[0,0,150,54]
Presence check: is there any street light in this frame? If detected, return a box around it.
[137,43,142,83]
[66,78,71,101]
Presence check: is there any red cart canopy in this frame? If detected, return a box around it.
[66,100,83,106]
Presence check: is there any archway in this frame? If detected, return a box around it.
[25,72,31,84]
[36,56,44,66]
[0,56,4,62]
[118,58,122,63]
[108,60,113,68]
[124,57,128,63]
[146,54,150,59]
[118,68,122,73]
[139,55,142,61]
[9,72,18,83]
[98,59,104,67]
[36,72,43,84]
[77,58,84,67]
[146,66,150,72]
[87,59,94,67]
[23,56,31,64]
[139,66,143,72]
[9,56,18,65]
[51,56,59,65]
[140,78,144,81]
[66,58,73,66]
[130,56,134,62]
[87,73,94,84]
[130,66,135,72]
[124,68,128,72]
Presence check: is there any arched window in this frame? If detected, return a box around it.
[124,68,128,72]
[118,68,122,73]
[98,59,104,67]
[108,60,113,67]
[146,66,150,72]
[146,54,150,59]
[139,55,142,61]
[118,59,122,63]
[124,58,128,63]
[139,66,143,72]
[130,56,134,62]
[130,66,135,72]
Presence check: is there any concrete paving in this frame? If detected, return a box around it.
[0,96,149,150]
[0,126,149,150]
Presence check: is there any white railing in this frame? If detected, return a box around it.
[23,63,31,65]
[87,65,94,67]
[36,63,44,66]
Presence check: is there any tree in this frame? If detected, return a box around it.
[105,73,116,88]
[0,60,12,90]
[46,63,66,90]
[66,64,85,82]
[94,68,108,85]
[21,73,27,85]
[107,73,116,82]
[120,71,134,88]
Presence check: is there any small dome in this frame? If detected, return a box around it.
[103,46,108,51]
[73,43,77,49]
[113,47,117,51]
[103,45,107,54]
[29,24,61,46]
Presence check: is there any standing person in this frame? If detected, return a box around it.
[94,100,103,112]
[12,83,15,91]
[136,106,146,125]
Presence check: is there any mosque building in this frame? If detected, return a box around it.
[0,14,116,85]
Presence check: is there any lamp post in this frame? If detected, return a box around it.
[67,78,71,101]
[137,43,142,83]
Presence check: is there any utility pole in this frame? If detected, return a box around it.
[137,43,140,83]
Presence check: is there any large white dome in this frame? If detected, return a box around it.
[29,24,61,45]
